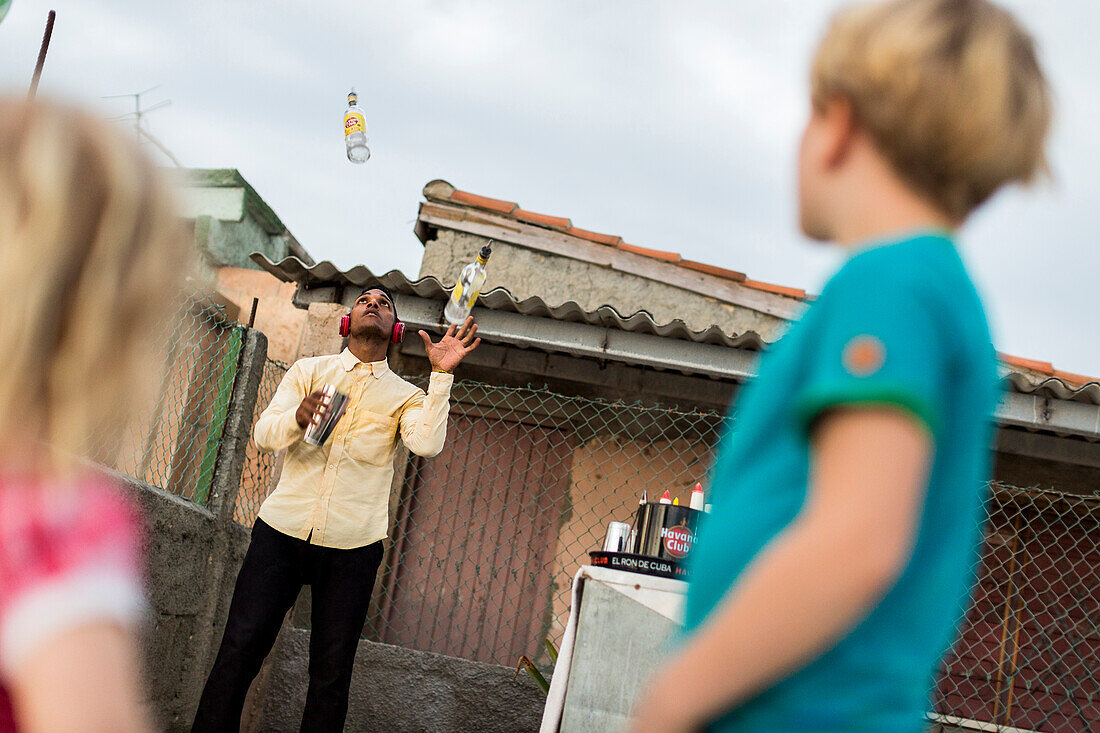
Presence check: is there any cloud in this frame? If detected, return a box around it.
[0,0,1096,374]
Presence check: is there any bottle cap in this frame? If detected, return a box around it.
[479,243,492,261]
[659,489,672,505]
[690,482,706,511]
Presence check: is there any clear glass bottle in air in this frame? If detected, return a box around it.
[344,88,370,164]
[444,243,492,325]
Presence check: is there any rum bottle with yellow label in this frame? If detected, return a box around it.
[344,89,370,164]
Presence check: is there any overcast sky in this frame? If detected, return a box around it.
[2,1,1097,376]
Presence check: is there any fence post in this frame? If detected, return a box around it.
[206,327,268,522]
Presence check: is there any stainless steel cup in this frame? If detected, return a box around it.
[303,385,349,447]
[603,521,632,553]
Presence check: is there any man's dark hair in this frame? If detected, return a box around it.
[359,286,398,320]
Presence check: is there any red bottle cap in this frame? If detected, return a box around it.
[689,482,706,511]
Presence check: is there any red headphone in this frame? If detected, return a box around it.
[338,308,404,343]
[340,312,405,343]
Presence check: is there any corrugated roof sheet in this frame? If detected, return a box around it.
[251,253,766,350]
[1002,372,1100,406]
[251,253,1100,405]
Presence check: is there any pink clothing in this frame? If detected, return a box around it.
[0,476,145,732]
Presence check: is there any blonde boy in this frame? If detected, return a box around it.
[630,1,1050,731]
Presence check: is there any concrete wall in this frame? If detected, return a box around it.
[108,470,251,731]
[249,628,544,733]
[419,229,788,341]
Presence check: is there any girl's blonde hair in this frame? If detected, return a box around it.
[811,0,1052,221]
[0,98,193,473]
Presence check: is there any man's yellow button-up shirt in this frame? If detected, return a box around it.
[254,348,453,549]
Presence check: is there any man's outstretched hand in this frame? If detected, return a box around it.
[419,317,480,374]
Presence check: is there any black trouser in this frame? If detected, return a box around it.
[191,518,383,733]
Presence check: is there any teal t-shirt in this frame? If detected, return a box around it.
[684,232,1000,732]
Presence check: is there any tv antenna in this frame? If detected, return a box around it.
[28,10,57,99]
[103,85,182,166]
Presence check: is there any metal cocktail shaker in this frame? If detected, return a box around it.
[303,385,349,447]
[602,521,632,553]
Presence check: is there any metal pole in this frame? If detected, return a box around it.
[28,11,57,99]
[138,126,183,167]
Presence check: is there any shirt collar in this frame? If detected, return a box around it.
[850,228,955,256]
[339,347,389,379]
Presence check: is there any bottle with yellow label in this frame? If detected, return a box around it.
[444,242,492,325]
[344,88,370,164]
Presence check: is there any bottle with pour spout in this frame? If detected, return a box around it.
[444,242,492,325]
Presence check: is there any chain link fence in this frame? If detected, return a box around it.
[233,370,1098,731]
[932,485,1100,732]
[235,357,289,525]
[105,299,243,505]
[363,378,725,669]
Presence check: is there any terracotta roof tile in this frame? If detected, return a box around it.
[680,260,747,283]
[514,209,572,229]
[998,353,1054,374]
[742,279,807,299]
[437,182,798,292]
[617,242,681,263]
[1053,369,1098,386]
[449,189,518,215]
[996,353,1100,385]
[565,226,622,247]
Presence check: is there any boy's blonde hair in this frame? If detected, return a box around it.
[812,0,1051,220]
[0,98,193,473]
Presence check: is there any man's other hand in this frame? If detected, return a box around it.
[295,390,327,429]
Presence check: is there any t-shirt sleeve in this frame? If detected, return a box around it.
[0,482,145,677]
[792,259,947,437]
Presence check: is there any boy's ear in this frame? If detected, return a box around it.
[822,97,858,170]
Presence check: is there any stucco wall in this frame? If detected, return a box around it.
[419,229,787,340]
[216,267,309,364]
[194,213,291,270]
